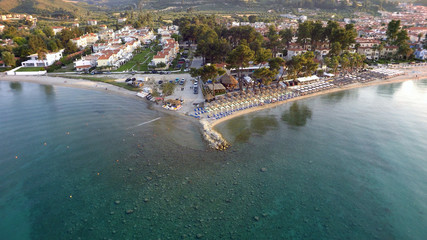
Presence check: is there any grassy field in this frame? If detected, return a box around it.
[16,67,45,72]
[52,63,75,73]
[115,48,155,72]
[60,76,141,92]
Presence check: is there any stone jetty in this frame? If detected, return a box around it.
[200,120,229,150]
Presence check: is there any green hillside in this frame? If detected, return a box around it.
[0,0,86,17]
[97,0,402,12]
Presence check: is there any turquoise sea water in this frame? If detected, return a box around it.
[0,80,426,239]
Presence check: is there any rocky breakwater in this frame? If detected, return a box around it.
[200,120,229,150]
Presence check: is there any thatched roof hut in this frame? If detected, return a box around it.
[218,74,238,89]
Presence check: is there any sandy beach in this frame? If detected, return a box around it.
[0,75,138,98]
[210,66,427,128]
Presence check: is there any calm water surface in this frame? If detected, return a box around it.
[0,80,426,239]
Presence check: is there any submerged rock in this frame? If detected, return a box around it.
[114,200,120,205]
[196,233,204,239]
[126,209,134,214]
[260,168,267,172]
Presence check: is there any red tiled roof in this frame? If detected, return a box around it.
[76,65,92,69]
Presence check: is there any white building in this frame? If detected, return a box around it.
[118,18,127,24]
[21,49,64,67]
[52,26,65,35]
[415,49,427,60]
[70,33,99,49]
[0,24,5,33]
[87,20,97,26]
[70,36,87,49]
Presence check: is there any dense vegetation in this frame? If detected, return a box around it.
[0,25,87,68]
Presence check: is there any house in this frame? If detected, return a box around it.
[414,49,427,60]
[70,33,98,49]
[99,29,115,40]
[118,18,127,24]
[0,24,5,33]
[74,59,93,72]
[72,22,79,28]
[99,25,107,30]
[93,43,111,52]
[151,52,168,66]
[52,26,65,35]
[21,49,64,67]
[87,20,97,26]
[287,48,307,60]
[74,55,98,71]
[70,36,87,49]
[83,33,99,45]
[96,53,114,67]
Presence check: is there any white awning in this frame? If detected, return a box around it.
[297,75,319,82]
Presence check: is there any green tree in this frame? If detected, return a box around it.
[310,21,325,48]
[280,28,293,48]
[329,42,342,57]
[226,41,255,91]
[386,20,400,43]
[253,67,277,91]
[47,39,59,52]
[65,41,78,54]
[254,48,272,65]
[13,37,27,46]
[395,29,409,45]
[3,26,18,39]
[28,35,47,54]
[397,43,413,60]
[84,26,95,34]
[268,57,286,83]
[266,25,280,56]
[1,51,16,67]
[43,26,54,38]
[288,51,318,79]
[324,56,340,74]
[340,53,351,73]
[248,15,258,23]
[297,21,313,49]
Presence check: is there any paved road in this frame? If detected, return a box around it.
[190,57,203,69]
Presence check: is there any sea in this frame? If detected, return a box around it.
[0,79,426,240]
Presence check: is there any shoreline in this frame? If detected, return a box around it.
[0,75,138,98]
[2,67,426,150]
[2,67,426,140]
[210,72,427,128]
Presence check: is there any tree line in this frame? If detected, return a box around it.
[1,26,84,67]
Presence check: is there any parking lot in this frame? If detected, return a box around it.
[167,78,205,114]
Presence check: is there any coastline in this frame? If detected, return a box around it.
[2,67,426,132]
[0,75,138,98]
[210,69,427,128]
[2,66,426,150]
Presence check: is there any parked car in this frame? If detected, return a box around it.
[179,78,185,85]
[193,85,198,94]
[158,80,163,84]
